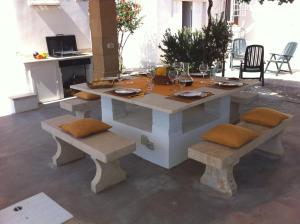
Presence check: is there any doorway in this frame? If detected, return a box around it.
[182,1,193,28]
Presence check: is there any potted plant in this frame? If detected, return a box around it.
[159,17,231,74]
[202,16,232,71]
[158,28,204,73]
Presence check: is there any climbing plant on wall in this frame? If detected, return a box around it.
[239,0,293,4]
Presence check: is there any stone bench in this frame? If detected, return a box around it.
[10,92,39,113]
[230,92,258,123]
[188,115,292,196]
[41,115,136,193]
[60,97,101,119]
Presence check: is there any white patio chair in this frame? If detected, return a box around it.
[265,42,298,75]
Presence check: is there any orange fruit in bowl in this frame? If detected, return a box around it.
[41,52,48,58]
[155,67,167,76]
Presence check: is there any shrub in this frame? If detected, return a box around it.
[159,18,232,71]
[159,28,204,72]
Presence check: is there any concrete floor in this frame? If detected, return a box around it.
[1,80,300,224]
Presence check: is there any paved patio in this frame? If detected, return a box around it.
[0,76,300,224]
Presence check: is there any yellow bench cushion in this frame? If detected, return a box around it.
[74,91,100,100]
[202,124,258,149]
[60,118,111,138]
[241,107,289,127]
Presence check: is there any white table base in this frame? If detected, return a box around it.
[101,95,230,169]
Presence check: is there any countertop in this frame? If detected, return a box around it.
[20,52,93,64]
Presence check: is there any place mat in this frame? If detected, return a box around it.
[116,76,214,97]
[105,89,145,99]
[209,83,247,90]
[166,91,214,103]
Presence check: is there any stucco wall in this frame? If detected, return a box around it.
[15,0,91,54]
[122,0,209,69]
[0,0,91,117]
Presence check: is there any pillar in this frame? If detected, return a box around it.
[89,0,119,84]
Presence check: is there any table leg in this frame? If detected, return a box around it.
[91,158,126,193]
[52,136,85,166]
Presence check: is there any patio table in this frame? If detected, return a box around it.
[71,77,258,169]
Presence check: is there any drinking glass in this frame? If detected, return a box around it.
[168,69,177,84]
[173,61,183,80]
[168,69,178,94]
[199,63,208,79]
[146,65,155,92]
[210,64,217,82]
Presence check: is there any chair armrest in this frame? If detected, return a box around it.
[270,53,292,58]
[269,53,281,56]
[240,61,244,68]
[282,54,292,58]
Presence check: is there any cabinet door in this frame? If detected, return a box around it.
[29,61,62,103]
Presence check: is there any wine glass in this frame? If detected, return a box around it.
[173,61,183,80]
[168,69,177,84]
[146,65,155,92]
[199,63,208,79]
[210,64,217,82]
[168,69,178,94]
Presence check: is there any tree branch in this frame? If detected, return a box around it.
[207,0,213,29]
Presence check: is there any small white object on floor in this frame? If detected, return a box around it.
[0,192,73,224]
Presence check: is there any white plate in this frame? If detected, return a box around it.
[114,88,141,95]
[190,72,209,77]
[215,81,243,87]
[225,77,240,81]
[175,91,208,98]
[101,77,119,81]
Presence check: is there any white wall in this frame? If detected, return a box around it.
[239,1,300,66]
[122,0,159,68]
[122,0,210,69]
[0,0,91,117]
[15,0,91,54]
[122,0,183,68]
[0,1,20,116]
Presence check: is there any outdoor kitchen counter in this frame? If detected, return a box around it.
[71,79,258,169]
[21,52,92,64]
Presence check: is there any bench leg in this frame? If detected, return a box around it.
[52,136,85,166]
[91,158,127,193]
[258,134,284,156]
[75,111,91,118]
[201,163,238,196]
[230,102,240,124]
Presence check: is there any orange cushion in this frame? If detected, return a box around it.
[74,91,100,100]
[60,118,111,138]
[202,124,258,149]
[241,107,289,127]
